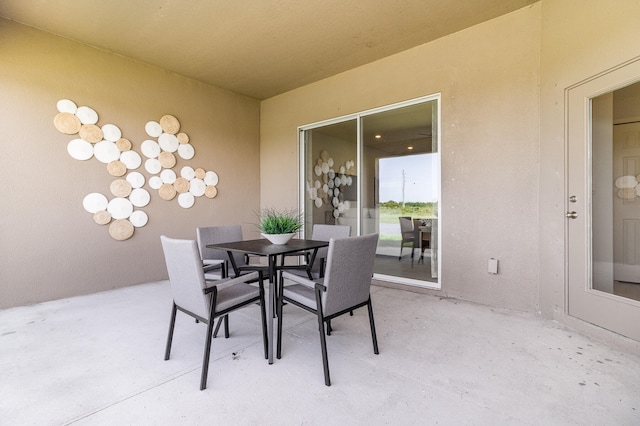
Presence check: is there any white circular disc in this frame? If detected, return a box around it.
[178,192,195,208]
[141,139,161,159]
[615,175,637,189]
[177,143,195,160]
[149,175,163,189]
[144,158,161,174]
[158,133,179,152]
[129,210,149,227]
[189,178,206,197]
[120,150,142,170]
[145,121,162,137]
[94,140,120,164]
[181,166,195,180]
[76,106,98,124]
[126,171,145,188]
[204,171,219,186]
[67,138,94,161]
[160,168,177,184]
[129,188,151,207]
[314,198,323,208]
[83,193,108,213]
[101,124,122,142]
[107,197,133,219]
[57,99,77,114]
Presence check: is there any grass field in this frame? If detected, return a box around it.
[378,201,437,242]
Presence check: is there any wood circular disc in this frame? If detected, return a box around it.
[109,219,134,241]
[110,179,132,197]
[158,151,176,168]
[79,124,103,143]
[116,137,132,151]
[159,183,177,200]
[107,160,127,177]
[194,168,206,179]
[160,115,180,134]
[205,185,218,198]
[177,132,189,144]
[54,112,81,135]
[173,177,190,193]
[93,210,112,225]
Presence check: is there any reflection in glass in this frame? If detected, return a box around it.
[592,80,640,303]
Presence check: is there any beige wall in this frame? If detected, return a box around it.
[261,5,542,312]
[0,19,261,308]
[539,0,640,320]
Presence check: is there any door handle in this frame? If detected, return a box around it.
[566,211,578,219]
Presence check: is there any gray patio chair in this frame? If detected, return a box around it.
[398,216,415,261]
[161,235,267,390]
[276,233,379,386]
[197,225,270,335]
[281,224,351,279]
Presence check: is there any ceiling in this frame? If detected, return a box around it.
[0,0,536,100]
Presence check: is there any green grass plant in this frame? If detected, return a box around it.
[256,208,303,234]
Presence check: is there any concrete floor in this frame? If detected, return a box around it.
[1,282,639,425]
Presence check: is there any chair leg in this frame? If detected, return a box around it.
[200,299,218,391]
[213,316,224,338]
[315,290,331,386]
[164,302,178,360]
[224,314,230,338]
[317,312,331,386]
[367,298,379,355]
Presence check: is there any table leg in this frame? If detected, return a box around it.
[268,254,275,364]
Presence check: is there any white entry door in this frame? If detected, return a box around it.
[567,59,640,342]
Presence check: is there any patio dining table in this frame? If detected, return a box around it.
[206,238,329,363]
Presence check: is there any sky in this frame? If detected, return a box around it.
[378,153,438,203]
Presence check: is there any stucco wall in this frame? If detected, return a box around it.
[0,19,261,308]
[261,5,541,312]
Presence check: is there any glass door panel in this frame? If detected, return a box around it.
[301,119,357,238]
[361,101,439,285]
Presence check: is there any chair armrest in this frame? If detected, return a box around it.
[281,270,320,289]
[203,271,261,294]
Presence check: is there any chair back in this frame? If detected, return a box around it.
[161,235,210,319]
[310,224,351,271]
[322,233,379,316]
[196,225,245,267]
[399,216,413,235]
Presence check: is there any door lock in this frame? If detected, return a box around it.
[566,211,578,219]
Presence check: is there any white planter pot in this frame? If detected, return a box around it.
[261,232,295,244]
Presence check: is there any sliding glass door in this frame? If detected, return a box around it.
[300,95,440,288]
